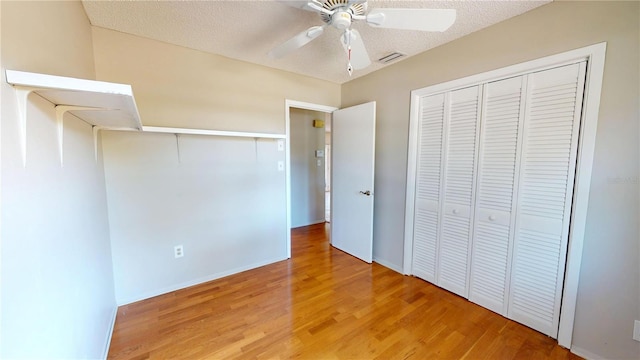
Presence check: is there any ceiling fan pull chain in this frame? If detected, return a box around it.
[346,29,353,76]
[347,46,353,76]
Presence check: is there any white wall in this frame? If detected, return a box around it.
[290,108,326,228]
[342,1,639,359]
[0,1,116,358]
[91,27,341,133]
[101,131,287,304]
[91,28,340,304]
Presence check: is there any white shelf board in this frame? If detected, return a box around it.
[6,70,142,130]
[142,126,286,139]
[5,70,285,166]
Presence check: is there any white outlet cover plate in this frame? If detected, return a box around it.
[174,245,184,258]
[277,161,284,171]
[277,140,284,151]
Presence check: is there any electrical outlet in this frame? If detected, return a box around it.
[633,320,640,342]
[174,245,184,258]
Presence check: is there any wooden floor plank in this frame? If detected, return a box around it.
[108,223,580,359]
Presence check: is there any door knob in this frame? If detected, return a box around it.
[359,190,371,196]
[452,209,459,215]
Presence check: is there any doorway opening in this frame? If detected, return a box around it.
[285,100,338,258]
[285,100,377,264]
[289,108,332,229]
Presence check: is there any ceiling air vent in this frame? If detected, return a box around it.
[378,52,405,64]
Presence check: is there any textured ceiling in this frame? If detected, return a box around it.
[82,0,551,84]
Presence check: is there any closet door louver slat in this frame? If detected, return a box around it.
[508,62,587,338]
[437,86,481,297]
[412,94,445,282]
[469,76,525,315]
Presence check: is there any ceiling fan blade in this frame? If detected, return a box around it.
[269,26,325,59]
[366,8,456,32]
[341,29,371,70]
[277,1,314,12]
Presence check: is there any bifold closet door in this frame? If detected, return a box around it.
[412,94,445,283]
[411,61,587,339]
[468,76,526,315]
[437,86,481,297]
[508,62,587,337]
[411,85,481,295]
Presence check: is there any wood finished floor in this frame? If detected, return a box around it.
[108,223,580,359]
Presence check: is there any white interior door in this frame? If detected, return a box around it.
[331,102,376,263]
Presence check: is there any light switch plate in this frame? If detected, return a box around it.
[277,140,284,151]
[277,161,284,171]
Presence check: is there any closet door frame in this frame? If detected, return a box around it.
[404,42,606,349]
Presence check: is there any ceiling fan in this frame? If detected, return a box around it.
[269,0,456,76]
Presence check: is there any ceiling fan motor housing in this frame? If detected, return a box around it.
[331,11,352,30]
[320,0,367,25]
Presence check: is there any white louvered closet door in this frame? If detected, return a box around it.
[437,86,481,297]
[412,94,445,283]
[469,76,526,315]
[508,62,587,337]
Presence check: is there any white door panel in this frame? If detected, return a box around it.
[509,62,586,337]
[331,102,376,263]
[437,85,481,298]
[468,76,525,315]
[412,94,445,282]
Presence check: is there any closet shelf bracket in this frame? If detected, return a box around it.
[56,105,106,167]
[13,86,34,168]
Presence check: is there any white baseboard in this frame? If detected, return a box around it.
[570,345,605,360]
[373,257,403,274]
[102,305,118,360]
[116,256,287,305]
